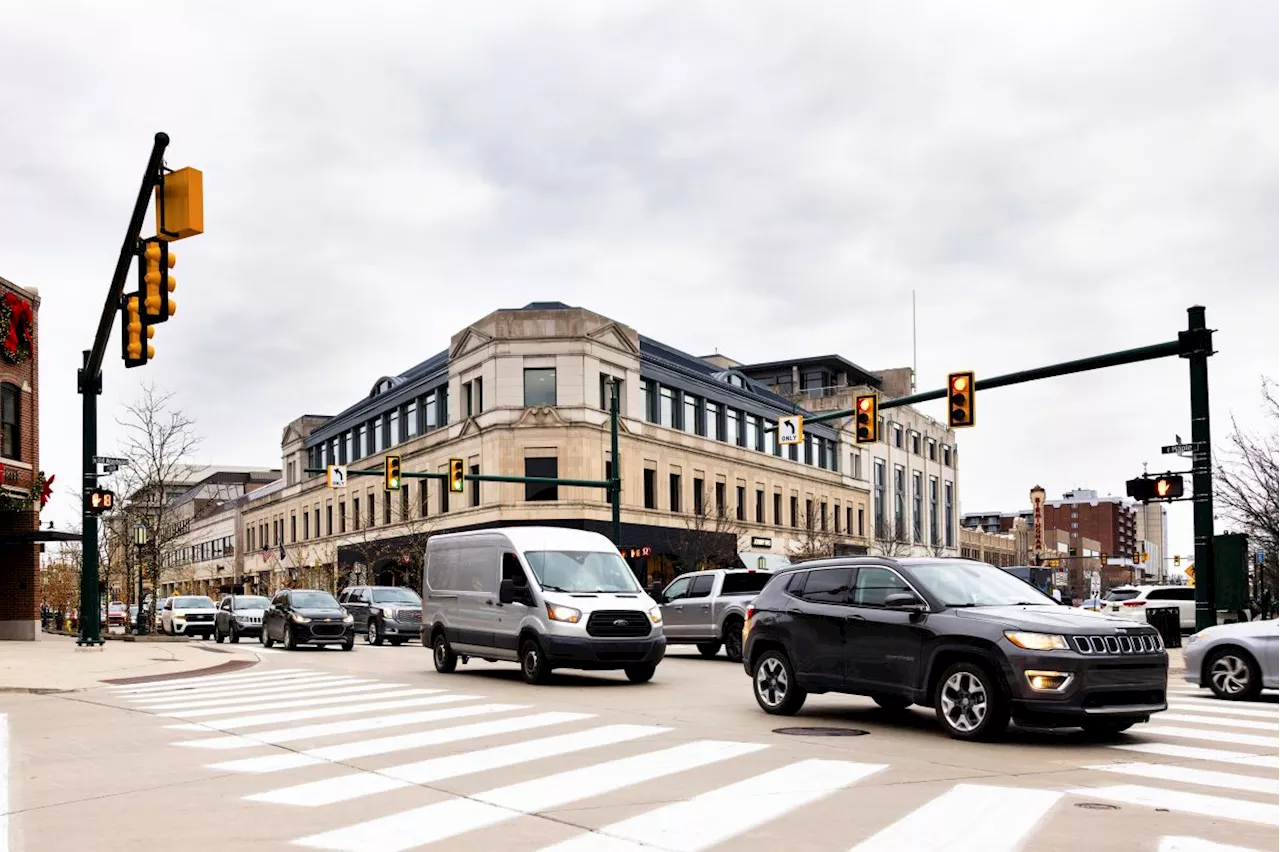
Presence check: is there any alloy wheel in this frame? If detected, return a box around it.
[755,657,789,709]
[1210,654,1251,695]
[940,671,988,733]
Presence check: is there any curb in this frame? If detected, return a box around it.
[100,658,259,686]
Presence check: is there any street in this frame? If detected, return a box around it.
[3,640,1276,852]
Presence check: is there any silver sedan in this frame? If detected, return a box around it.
[1183,618,1279,700]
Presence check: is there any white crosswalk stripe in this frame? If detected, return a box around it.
[109,669,311,693]
[157,688,438,718]
[1112,742,1280,768]
[1159,713,1278,731]
[1084,762,1278,795]
[1167,700,1280,718]
[165,693,473,731]
[1137,726,1279,748]
[849,784,1063,852]
[135,681,394,710]
[131,677,375,705]
[1159,836,1268,852]
[1067,784,1278,826]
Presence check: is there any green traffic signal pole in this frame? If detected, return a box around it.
[76,132,171,647]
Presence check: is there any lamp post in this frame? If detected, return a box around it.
[134,522,149,635]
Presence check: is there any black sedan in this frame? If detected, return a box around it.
[261,589,355,651]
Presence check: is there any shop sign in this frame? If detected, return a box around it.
[620,546,653,559]
[750,536,773,549]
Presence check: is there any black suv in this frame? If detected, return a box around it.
[742,557,1167,741]
[261,589,355,651]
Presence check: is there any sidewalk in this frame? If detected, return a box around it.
[0,633,260,692]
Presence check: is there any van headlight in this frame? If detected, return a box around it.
[546,603,582,624]
[648,607,662,624]
[1004,631,1069,651]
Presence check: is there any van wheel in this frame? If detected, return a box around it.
[934,661,1009,742]
[625,664,656,683]
[696,642,722,658]
[520,639,550,685]
[433,633,457,673]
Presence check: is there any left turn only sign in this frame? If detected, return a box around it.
[326,465,347,489]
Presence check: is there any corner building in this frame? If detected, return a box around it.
[240,303,957,593]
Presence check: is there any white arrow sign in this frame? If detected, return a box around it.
[778,415,804,445]
[326,465,347,489]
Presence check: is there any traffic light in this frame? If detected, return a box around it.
[448,458,465,493]
[384,455,402,491]
[87,488,115,514]
[156,166,204,241]
[1126,474,1185,502]
[854,393,879,444]
[947,371,975,428]
[120,293,154,367]
[1174,555,1181,568]
[141,239,176,324]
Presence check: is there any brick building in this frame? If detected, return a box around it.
[0,275,44,640]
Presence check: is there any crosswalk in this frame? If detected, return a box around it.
[107,666,1278,851]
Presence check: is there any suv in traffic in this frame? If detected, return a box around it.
[658,569,772,661]
[743,557,1168,741]
[339,586,423,646]
[1103,585,1196,630]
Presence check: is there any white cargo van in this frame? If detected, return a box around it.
[422,527,666,684]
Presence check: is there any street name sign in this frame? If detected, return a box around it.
[1161,442,1198,454]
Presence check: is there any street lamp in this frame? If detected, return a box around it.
[134,522,149,635]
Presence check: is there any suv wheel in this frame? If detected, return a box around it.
[934,661,1009,741]
[229,624,240,644]
[366,620,384,646]
[752,650,806,715]
[1206,647,1262,700]
[432,633,457,673]
[213,626,224,644]
[261,627,274,648]
[625,663,656,683]
[723,618,744,663]
[284,623,298,651]
[696,642,722,659]
[520,639,550,685]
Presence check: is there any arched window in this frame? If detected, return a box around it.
[1,382,18,460]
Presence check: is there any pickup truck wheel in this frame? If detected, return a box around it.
[723,618,744,662]
[696,642,722,658]
[934,661,1010,742]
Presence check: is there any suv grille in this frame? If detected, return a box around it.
[586,610,651,638]
[1072,632,1162,655]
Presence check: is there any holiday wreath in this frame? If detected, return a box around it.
[0,292,34,365]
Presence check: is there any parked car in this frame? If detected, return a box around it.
[160,595,218,638]
[743,557,1168,741]
[214,594,271,643]
[1183,617,1279,700]
[106,601,129,630]
[261,589,355,651]
[1103,585,1196,630]
[339,586,422,646]
[150,597,169,631]
[657,568,772,661]
[423,527,665,684]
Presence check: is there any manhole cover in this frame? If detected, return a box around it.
[1074,803,1120,810]
[772,727,869,737]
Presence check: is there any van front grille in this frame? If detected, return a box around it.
[586,610,652,638]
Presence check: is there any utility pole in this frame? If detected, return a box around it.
[1182,306,1217,630]
[610,378,622,548]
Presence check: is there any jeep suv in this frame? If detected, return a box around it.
[742,557,1168,741]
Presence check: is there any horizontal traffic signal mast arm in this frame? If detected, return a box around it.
[304,468,613,488]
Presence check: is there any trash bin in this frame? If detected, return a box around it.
[1145,605,1181,648]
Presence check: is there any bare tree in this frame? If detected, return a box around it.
[321,491,438,591]
[672,483,746,572]
[873,518,914,557]
[788,508,844,562]
[1216,377,1278,596]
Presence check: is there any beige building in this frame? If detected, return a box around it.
[960,527,1017,567]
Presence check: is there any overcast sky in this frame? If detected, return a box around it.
[4,1,1276,564]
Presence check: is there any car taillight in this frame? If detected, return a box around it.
[745,605,755,621]
[1122,600,1147,607]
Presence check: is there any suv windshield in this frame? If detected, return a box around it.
[372,588,421,604]
[232,596,270,609]
[909,561,1057,608]
[291,591,339,609]
[524,550,642,593]
[174,596,215,608]
[1104,589,1141,602]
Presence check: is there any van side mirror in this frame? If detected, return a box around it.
[500,579,533,606]
[884,592,928,612]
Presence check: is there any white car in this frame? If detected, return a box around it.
[160,595,218,638]
[1102,585,1196,630]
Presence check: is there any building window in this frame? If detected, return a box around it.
[356,425,367,459]
[790,496,799,528]
[600,374,622,412]
[669,473,681,512]
[736,486,745,521]
[912,433,921,456]
[817,438,828,470]
[406,402,418,438]
[659,386,674,427]
[683,394,698,434]
[375,417,386,454]
[706,400,722,441]
[715,482,726,516]
[474,377,483,414]
[765,424,777,456]
[470,464,480,507]
[834,503,841,533]
[439,472,449,513]
[805,498,814,529]
[912,472,923,543]
[303,512,309,540]
[820,500,828,532]
[942,445,952,467]
[928,439,937,461]
[463,381,473,418]
[327,504,334,536]
[773,492,782,526]
[804,435,813,466]
[894,465,905,538]
[643,469,656,509]
[892,423,904,449]
[400,485,409,520]
[420,480,429,518]
[853,451,863,481]
[930,476,939,545]
[745,414,759,450]
[756,489,765,523]
[643,380,657,423]
[315,506,321,537]
[524,369,557,407]
[390,409,400,445]
[525,457,558,501]
[727,409,741,446]
[424,392,438,430]
[873,460,886,537]
[384,491,392,524]
[693,478,704,515]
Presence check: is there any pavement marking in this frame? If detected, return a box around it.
[1167,701,1280,719]
[846,784,1063,852]
[292,740,768,852]
[208,711,594,773]
[1067,784,1279,825]
[1112,742,1280,768]
[540,759,887,852]
[1,714,8,852]
[110,670,317,694]
[165,693,475,731]
[1159,836,1268,852]
[129,675,372,704]
[176,703,528,750]
[1160,714,1278,732]
[250,724,670,807]
[1140,726,1280,748]
[1084,761,1279,795]
[136,680,389,706]
[157,688,438,718]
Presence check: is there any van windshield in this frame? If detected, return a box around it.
[524,551,642,594]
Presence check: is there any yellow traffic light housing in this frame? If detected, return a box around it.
[854,393,879,444]
[948,371,975,428]
[384,455,402,491]
[156,166,204,241]
[121,293,154,368]
[141,239,176,324]
[448,458,465,493]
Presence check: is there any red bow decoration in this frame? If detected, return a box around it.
[3,293,33,356]
[41,474,55,508]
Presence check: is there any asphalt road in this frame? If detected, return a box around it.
[3,640,1276,852]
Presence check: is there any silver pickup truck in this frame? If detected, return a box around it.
[657,569,774,661]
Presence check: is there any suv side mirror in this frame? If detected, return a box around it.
[884,592,928,612]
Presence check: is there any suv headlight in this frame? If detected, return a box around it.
[546,603,582,623]
[290,613,311,624]
[381,607,395,618]
[648,607,662,624]
[1004,631,1069,651]
[343,614,354,624]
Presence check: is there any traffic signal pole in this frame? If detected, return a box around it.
[1183,306,1217,630]
[76,132,170,647]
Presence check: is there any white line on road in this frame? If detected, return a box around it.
[846,784,1063,852]
[130,676,371,704]
[1167,701,1280,719]
[1140,727,1280,748]
[250,724,670,807]
[540,759,887,852]
[1160,714,1278,732]
[165,693,475,731]
[1084,762,1279,795]
[157,688,438,718]
[1067,785,1279,826]
[176,703,528,750]
[110,669,315,694]
[292,740,768,852]
[1112,743,1280,768]
[134,680,392,710]
[208,711,593,773]
[1159,836,1267,852]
